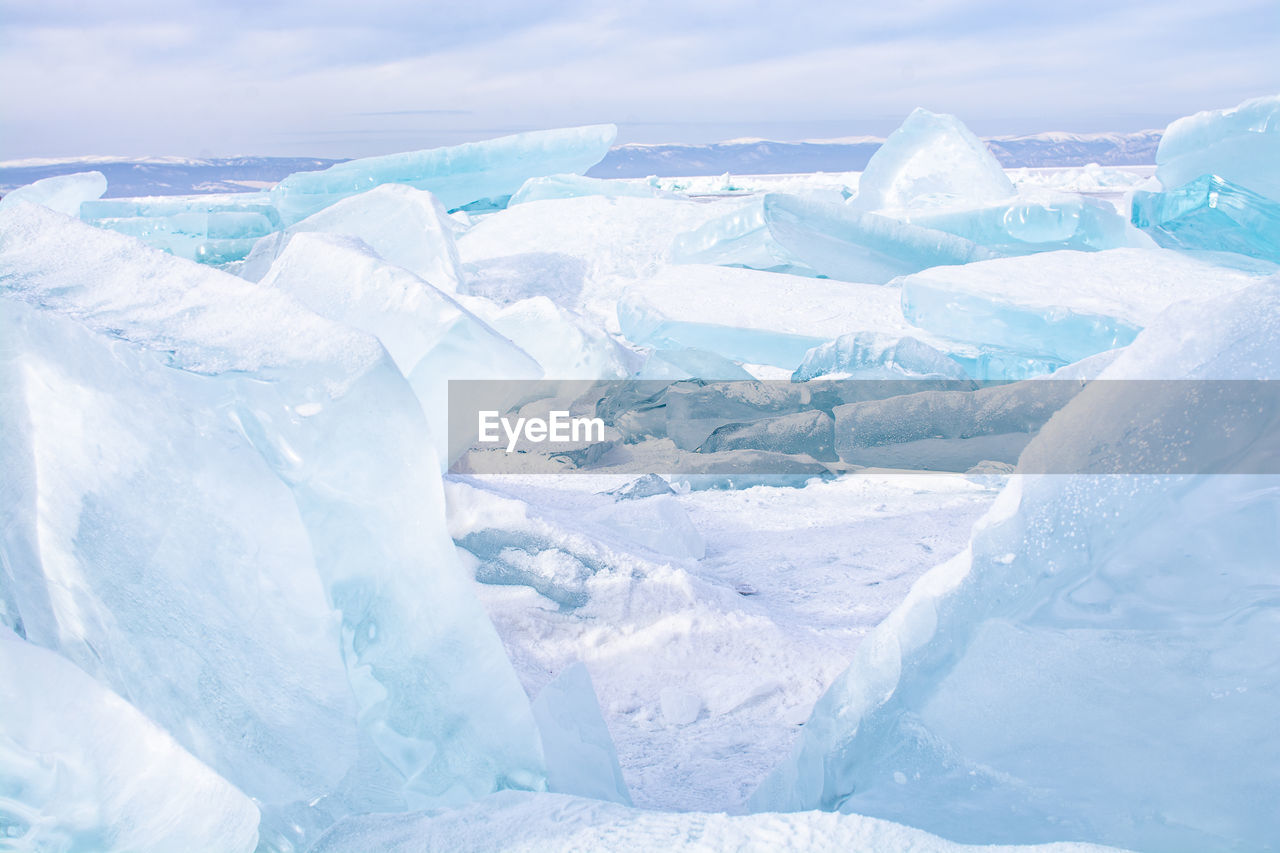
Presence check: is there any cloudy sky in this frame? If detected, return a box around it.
[1,0,1276,159]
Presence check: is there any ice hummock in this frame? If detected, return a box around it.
[0,170,107,217]
[848,108,1016,211]
[670,192,994,284]
[271,124,618,223]
[1131,173,1280,264]
[0,628,261,853]
[752,275,1280,852]
[0,202,545,847]
[242,183,464,290]
[1155,94,1280,202]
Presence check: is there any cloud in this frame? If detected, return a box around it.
[0,0,1275,157]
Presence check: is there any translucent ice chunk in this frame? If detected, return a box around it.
[0,170,107,217]
[242,183,463,290]
[1156,94,1280,201]
[899,248,1265,365]
[271,124,618,224]
[257,232,541,461]
[904,194,1139,255]
[670,193,994,284]
[793,332,970,381]
[531,663,633,806]
[618,265,924,368]
[752,277,1280,852]
[0,629,260,853]
[80,192,282,264]
[0,202,544,847]
[1131,173,1280,263]
[849,108,1015,211]
[462,294,639,379]
[510,173,667,205]
[636,347,756,380]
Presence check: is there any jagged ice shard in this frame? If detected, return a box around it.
[1155,94,1280,202]
[79,192,283,264]
[0,202,545,849]
[271,124,619,223]
[618,264,939,368]
[848,108,1016,212]
[0,170,107,218]
[670,192,994,284]
[0,629,261,853]
[751,276,1280,852]
[1132,173,1280,264]
[256,231,542,463]
[242,183,465,290]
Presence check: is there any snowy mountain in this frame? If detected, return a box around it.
[0,155,340,197]
[587,130,1162,178]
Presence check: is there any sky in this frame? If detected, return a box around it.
[1,0,1277,159]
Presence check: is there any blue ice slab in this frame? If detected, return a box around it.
[1156,94,1280,201]
[80,193,282,264]
[1132,173,1280,264]
[510,173,667,205]
[752,277,1280,852]
[906,195,1137,255]
[898,248,1266,368]
[0,170,107,217]
[271,125,618,223]
[671,193,994,284]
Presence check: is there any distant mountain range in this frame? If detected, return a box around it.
[587,130,1163,178]
[0,131,1161,197]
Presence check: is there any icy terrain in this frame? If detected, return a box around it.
[1,95,1277,853]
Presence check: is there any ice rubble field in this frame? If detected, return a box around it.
[0,95,1277,853]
